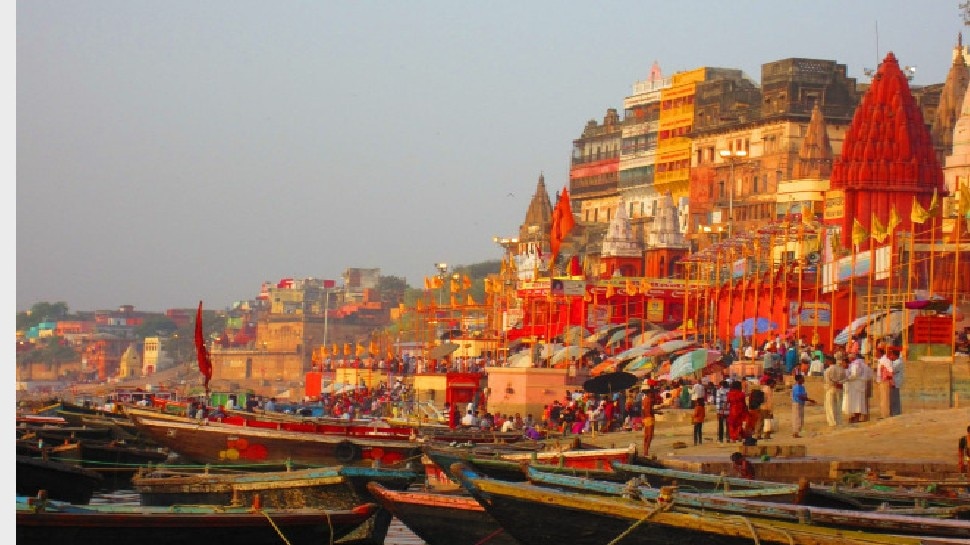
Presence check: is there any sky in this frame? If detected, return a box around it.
[15,1,969,313]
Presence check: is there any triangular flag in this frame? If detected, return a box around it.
[466,294,477,306]
[369,340,379,356]
[322,345,330,358]
[550,187,576,262]
[343,343,352,356]
[462,275,472,290]
[424,276,432,290]
[887,205,901,234]
[870,213,888,244]
[331,343,339,357]
[450,294,458,307]
[356,343,366,357]
[194,301,212,395]
[959,182,970,218]
[605,283,615,298]
[911,195,930,224]
[851,218,868,248]
[928,188,940,216]
[450,277,460,293]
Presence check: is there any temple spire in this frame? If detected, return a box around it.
[601,198,641,258]
[793,103,834,180]
[931,34,970,158]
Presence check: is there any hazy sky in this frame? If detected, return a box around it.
[15,1,967,313]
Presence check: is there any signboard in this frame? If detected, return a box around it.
[647,299,665,322]
[824,190,844,220]
[790,302,831,327]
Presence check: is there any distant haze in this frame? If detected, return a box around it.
[16,1,964,312]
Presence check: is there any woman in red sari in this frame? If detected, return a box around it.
[726,380,748,442]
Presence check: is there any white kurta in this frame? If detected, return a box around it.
[842,359,870,415]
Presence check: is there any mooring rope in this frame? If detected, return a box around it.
[605,499,672,545]
[730,514,769,545]
[258,510,294,545]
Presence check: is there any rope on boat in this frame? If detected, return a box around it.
[259,510,295,545]
[729,514,796,545]
[605,498,672,545]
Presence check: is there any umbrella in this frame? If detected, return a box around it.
[589,358,620,376]
[429,342,460,360]
[625,355,658,377]
[607,327,635,347]
[550,345,591,366]
[658,339,693,353]
[669,348,710,380]
[733,317,779,338]
[834,310,914,345]
[583,371,638,395]
[561,326,587,346]
[507,351,533,368]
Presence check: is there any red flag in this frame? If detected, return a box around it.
[550,187,576,262]
[195,301,212,394]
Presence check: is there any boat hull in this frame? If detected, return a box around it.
[17,456,104,505]
[16,499,377,545]
[128,410,423,467]
[452,464,969,545]
[366,482,520,545]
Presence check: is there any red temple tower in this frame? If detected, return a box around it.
[828,51,946,251]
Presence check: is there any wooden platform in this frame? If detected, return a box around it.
[663,453,963,485]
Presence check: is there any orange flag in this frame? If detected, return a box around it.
[343,343,352,356]
[550,187,576,262]
[356,343,366,357]
[369,340,379,356]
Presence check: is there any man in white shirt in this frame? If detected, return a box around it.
[461,408,478,427]
[875,349,893,419]
[843,353,870,423]
[889,349,904,416]
[744,344,756,360]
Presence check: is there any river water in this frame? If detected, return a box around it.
[93,490,426,545]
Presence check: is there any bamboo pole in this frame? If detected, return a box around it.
[905,228,915,358]
[953,215,961,360]
[683,260,690,341]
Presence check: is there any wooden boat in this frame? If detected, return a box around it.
[225,406,529,445]
[16,437,83,463]
[451,463,969,545]
[132,464,419,545]
[17,455,104,505]
[16,494,378,545]
[611,460,970,509]
[126,407,425,467]
[132,464,420,508]
[525,466,970,520]
[76,440,171,489]
[422,442,642,489]
[366,482,520,545]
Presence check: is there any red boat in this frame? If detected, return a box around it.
[126,407,424,467]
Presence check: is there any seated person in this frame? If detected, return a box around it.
[730,451,755,479]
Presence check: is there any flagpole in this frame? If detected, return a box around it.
[752,237,762,347]
[829,232,837,351]
[930,216,938,298]
[905,225,915,358]
[813,222,822,348]
[953,213,961,360]
[683,260,690,341]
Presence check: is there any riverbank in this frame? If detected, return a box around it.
[579,392,970,469]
